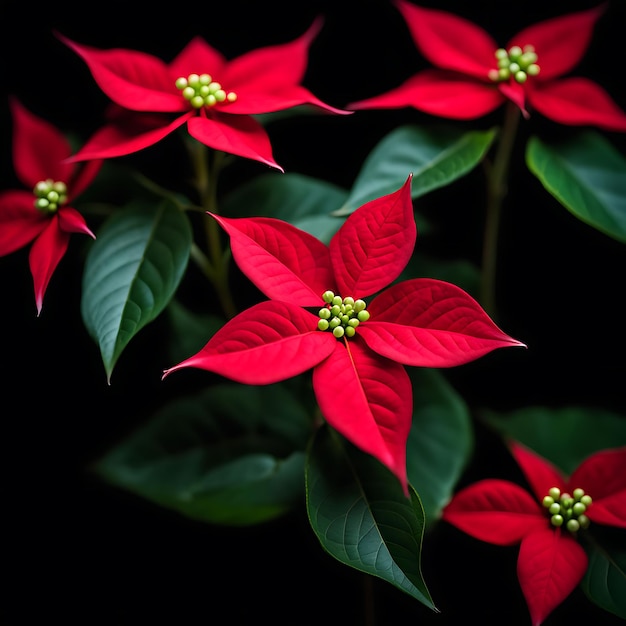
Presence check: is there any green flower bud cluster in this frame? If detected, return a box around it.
[488,44,540,84]
[33,179,67,214]
[175,74,238,109]
[542,486,592,533]
[317,291,370,338]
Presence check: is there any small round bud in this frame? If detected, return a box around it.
[319,308,331,320]
[514,71,527,83]
[542,496,554,508]
[323,291,335,303]
[549,503,560,515]
[332,295,342,306]
[175,77,188,89]
[332,326,345,338]
[566,519,580,533]
[354,299,366,312]
[343,297,355,307]
[508,62,520,74]
[572,502,586,516]
[329,317,341,329]
[495,48,508,59]
[527,64,540,76]
[330,305,341,316]
[509,45,522,59]
[345,326,356,338]
[348,318,360,328]
[551,514,564,527]
[549,487,561,500]
[573,488,585,500]
[317,319,329,331]
[578,514,590,529]
[581,495,592,506]
[357,310,370,322]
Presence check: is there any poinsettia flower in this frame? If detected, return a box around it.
[0,97,101,315]
[442,441,626,625]
[162,174,525,493]
[348,1,626,130]
[56,19,350,171]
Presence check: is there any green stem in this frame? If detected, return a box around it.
[188,141,238,319]
[481,101,521,318]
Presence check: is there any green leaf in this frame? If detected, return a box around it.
[581,528,626,619]
[526,131,626,243]
[221,172,348,244]
[306,425,437,611]
[81,199,192,382]
[479,406,626,474]
[96,383,312,526]
[407,369,473,527]
[332,124,496,216]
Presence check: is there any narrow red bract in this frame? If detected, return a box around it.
[57,19,351,170]
[163,174,525,494]
[0,98,100,315]
[348,1,626,131]
[442,441,626,625]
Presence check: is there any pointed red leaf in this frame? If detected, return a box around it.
[168,36,227,81]
[28,218,70,315]
[56,33,182,112]
[517,528,588,626]
[0,190,47,255]
[442,479,546,545]
[510,4,607,81]
[349,70,504,119]
[359,278,525,366]
[162,300,335,385]
[330,174,415,297]
[569,446,626,528]
[394,0,496,79]
[9,97,73,186]
[509,441,567,502]
[57,206,95,238]
[187,114,283,171]
[211,214,333,305]
[528,78,626,131]
[312,338,412,494]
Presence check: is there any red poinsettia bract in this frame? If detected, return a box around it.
[0,98,101,315]
[162,175,525,494]
[442,441,626,625]
[57,19,350,171]
[348,1,626,130]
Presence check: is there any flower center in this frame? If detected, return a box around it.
[488,45,540,84]
[175,73,238,109]
[317,291,370,339]
[33,179,67,214]
[542,486,592,533]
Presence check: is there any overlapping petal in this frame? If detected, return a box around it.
[509,441,567,502]
[0,191,48,254]
[312,338,412,494]
[360,278,526,366]
[517,528,588,626]
[162,300,335,384]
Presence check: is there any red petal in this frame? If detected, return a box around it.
[442,479,546,544]
[68,159,103,202]
[569,447,626,528]
[312,339,412,494]
[517,528,588,626]
[527,78,626,131]
[0,190,47,255]
[57,206,95,239]
[9,97,73,186]
[162,300,334,384]
[211,214,333,305]
[56,32,183,112]
[509,441,567,502]
[330,174,415,297]
[510,4,607,81]
[168,36,227,80]
[187,113,283,171]
[348,70,504,120]
[394,0,496,79]
[360,278,525,366]
[65,114,189,162]
[28,217,70,315]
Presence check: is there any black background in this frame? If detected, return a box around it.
[1,1,625,624]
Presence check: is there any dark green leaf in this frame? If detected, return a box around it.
[407,369,473,527]
[479,406,626,474]
[581,528,626,619]
[221,172,348,243]
[526,131,626,243]
[81,199,192,382]
[96,383,312,526]
[332,124,496,216]
[306,426,437,611]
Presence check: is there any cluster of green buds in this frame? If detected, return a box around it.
[317,291,370,338]
[33,179,67,214]
[542,487,592,533]
[488,44,540,83]
[175,73,237,109]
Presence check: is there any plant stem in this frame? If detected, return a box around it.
[188,141,238,319]
[481,101,521,318]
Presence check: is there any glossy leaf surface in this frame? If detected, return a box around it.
[81,199,192,382]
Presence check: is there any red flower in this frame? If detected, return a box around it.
[442,441,626,625]
[0,98,101,315]
[162,175,525,493]
[349,1,626,130]
[57,19,349,171]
